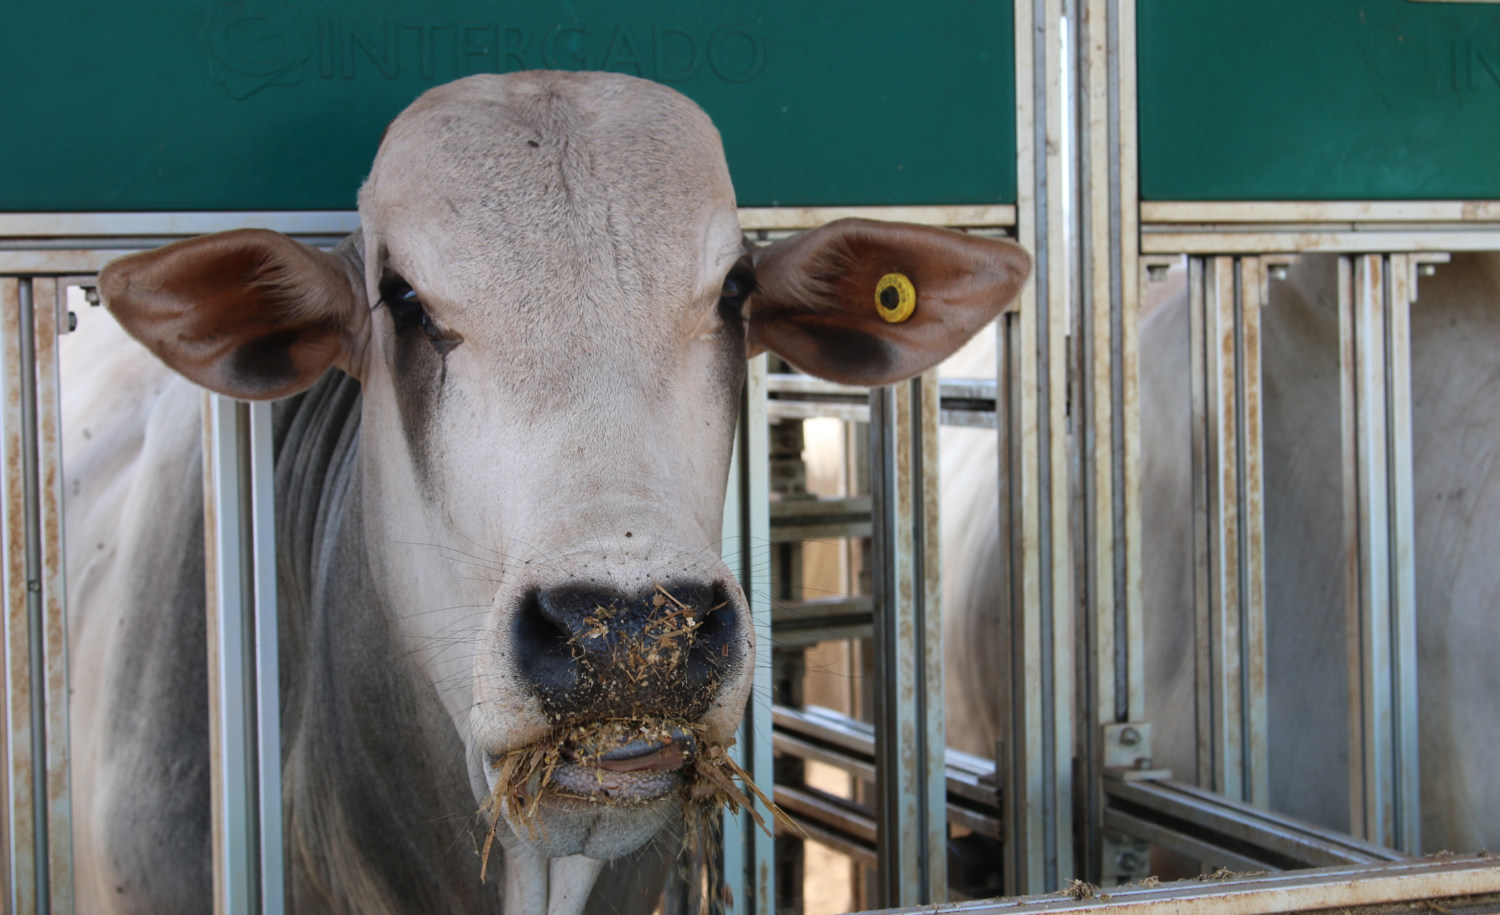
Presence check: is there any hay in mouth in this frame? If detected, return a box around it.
[477,718,799,882]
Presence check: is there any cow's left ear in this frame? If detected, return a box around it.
[99,228,368,401]
[746,218,1030,386]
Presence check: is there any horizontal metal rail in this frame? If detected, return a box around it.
[773,784,877,868]
[768,496,872,543]
[772,705,1001,841]
[768,597,872,648]
[858,854,1500,915]
[766,375,999,428]
[1102,771,1407,873]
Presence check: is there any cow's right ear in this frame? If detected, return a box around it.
[100,228,368,401]
[745,218,1030,386]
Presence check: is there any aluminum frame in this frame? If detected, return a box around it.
[1182,255,1276,807]
[994,0,1076,895]
[201,395,284,915]
[1337,254,1436,855]
[1074,0,1145,883]
[719,356,775,915]
[1,275,74,914]
[868,372,947,906]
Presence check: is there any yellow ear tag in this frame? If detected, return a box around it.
[874,273,916,323]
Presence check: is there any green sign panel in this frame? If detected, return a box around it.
[1139,0,1500,201]
[0,1,1015,212]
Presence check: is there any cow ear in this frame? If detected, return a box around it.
[99,228,367,401]
[746,218,1030,386]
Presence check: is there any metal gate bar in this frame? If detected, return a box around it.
[719,356,774,915]
[203,394,284,914]
[1,275,74,915]
[869,370,946,906]
[1339,254,1428,854]
[1075,0,1146,882]
[1186,256,1272,808]
[999,0,1076,895]
[1102,774,1406,872]
[888,854,1500,915]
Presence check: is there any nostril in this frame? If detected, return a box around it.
[515,589,571,654]
[684,582,740,678]
[513,589,581,704]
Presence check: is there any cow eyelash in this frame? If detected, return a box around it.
[718,260,756,323]
[378,273,461,352]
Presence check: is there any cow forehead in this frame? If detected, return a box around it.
[359,72,740,307]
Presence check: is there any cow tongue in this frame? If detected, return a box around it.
[595,726,695,772]
[563,722,695,773]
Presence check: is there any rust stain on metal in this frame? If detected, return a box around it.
[35,279,77,906]
[2,277,37,910]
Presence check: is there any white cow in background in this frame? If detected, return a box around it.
[64,70,1031,914]
[942,251,1500,858]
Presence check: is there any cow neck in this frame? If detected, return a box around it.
[272,368,362,657]
[271,370,501,911]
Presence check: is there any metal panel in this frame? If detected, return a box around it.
[0,1,1015,211]
[869,371,946,906]
[719,355,773,915]
[1138,0,1500,201]
[1339,254,1421,853]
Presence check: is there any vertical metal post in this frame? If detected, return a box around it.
[1001,0,1075,895]
[204,394,283,914]
[869,371,945,907]
[248,401,284,910]
[719,355,773,915]
[1188,256,1268,808]
[1238,258,1269,811]
[204,393,255,915]
[1076,0,1144,881]
[34,278,73,915]
[1,277,74,914]
[1341,254,1421,853]
[2,278,39,915]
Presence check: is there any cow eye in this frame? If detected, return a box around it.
[718,260,756,322]
[379,274,444,341]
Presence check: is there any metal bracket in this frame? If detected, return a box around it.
[1410,253,1451,297]
[1103,723,1172,782]
[1100,832,1152,887]
[1261,255,1298,300]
